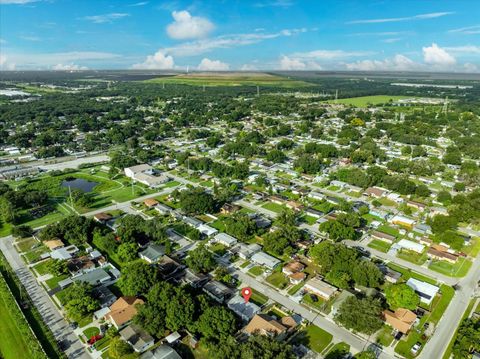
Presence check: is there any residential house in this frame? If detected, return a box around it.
[390,215,416,229]
[244,314,288,340]
[119,324,154,353]
[251,251,281,270]
[220,203,241,214]
[51,244,79,260]
[364,187,387,198]
[72,267,112,287]
[213,233,238,248]
[235,243,262,259]
[406,278,439,305]
[227,295,261,321]
[158,255,184,280]
[155,203,173,215]
[427,247,458,263]
[371,230,396,243]
[181,269,209,288]
[406,200,427,212]
[202,280,233,303]
[93,212,113,224]
[396,239,425,254]
[282,261,305,276]
[143,198,159,208]
[383,308,417,334]
[197,224,218,237]
[139,243,165,263]
[304,277,338,300]
[140,345,181,359]
[105,297,144,330]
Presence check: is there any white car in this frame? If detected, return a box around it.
[411,343,422,356]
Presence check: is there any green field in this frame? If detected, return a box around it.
[293,325,333,353]
[0,275,44,359]
[324,95,412,107]
[368,239,392,253]
[428,257,472,278]
[146,72,313,87]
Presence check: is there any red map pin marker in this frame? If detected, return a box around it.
[241,287,252,303]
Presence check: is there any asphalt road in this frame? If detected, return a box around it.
[0,236,89,359]
[231,266,395,359]
[38,154,109,171]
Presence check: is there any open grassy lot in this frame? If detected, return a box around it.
[428,257,472,277]
[397,249,428,265]
[15,237,39,253]
[325,342,350,358]
[248,265,264,276]
[265,272,289,289]
[376,326,395,347]
[293,325,333,353]
[45,274,69,290]
[32,259,53,276]
[368,239,391,253]
[146,72,313,87]
[324,95,412,107]
[249,288,269,306]
[0,275,44,359]
[262,202,287,213]
[387,263,437,285]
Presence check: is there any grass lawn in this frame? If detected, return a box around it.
[302,293,326,311]
[387,263,437,285]
[397,249,428,265]
[83,327,99,339]
[428,284,455,324]
[362,213,384,224]
[302,215,317,225]
[287,282,304,295]
[293,325,333,353]
[265,272,289,289]
[45,274,69,290]
[15,238,38,253]
[325,95,411,107]
[376,326,395,347]
[209,242,227,256]
[239,260,251,268]
[395,330,424,359]
[0,279,36,359]
[368,239,392,253]
[325,342,350,358]
[77,315,93,328]
[262,202,287,214]
[32,259,53,276]
[377,224,399,237]
[248,265,264,276]
[249,289,269,306]
[23,246,48,264]
[210,219,226,232]
[428,257,472,278]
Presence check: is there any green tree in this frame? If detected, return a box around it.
[62,282,99,322]
[195,306,237,341]
[335,296,383,335]
[116,242,138,263]
[47,259,68,276]
[186,244,217,273]
[108,336,134,359]
[384,284,420,310]
[118,261,158,296]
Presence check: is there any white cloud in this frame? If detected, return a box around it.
[254,0,294,8]
[140,28,308,60]
[4,51,119,69]
[448,25,480,35]
[166,10,214,40]
[52,63,88,71]
[463,63,479,73]
[129,1,148,6]
[423,43,456,66]
[0,54,16,70]
[131,51,175,69]
[0,0,39,4]
[84,13,130,24]
[382,38,402,43]
[443,45,480,54]
[345,54,417,71]
[197,58,229,71]
[240,64,259,71]
[279,56,306,70]
[290,49,373,60]
[19,35,41,41]
[348,12,453,24]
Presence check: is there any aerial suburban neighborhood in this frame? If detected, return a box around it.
[1,1,480,359]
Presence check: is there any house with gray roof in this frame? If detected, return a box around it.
[139,243,165,263]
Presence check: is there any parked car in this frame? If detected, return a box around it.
[411,342,422,356]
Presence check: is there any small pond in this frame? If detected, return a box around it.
[61,178,98,193]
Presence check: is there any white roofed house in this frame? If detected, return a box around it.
[227,295,261,321]
[304,277,338,300]
[213,232,238,247]
[396,239,425,254]
[124,163,170,188]
[251,251,281,270]
[406,278,439,305]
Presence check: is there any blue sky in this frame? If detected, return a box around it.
[1,0,479,71]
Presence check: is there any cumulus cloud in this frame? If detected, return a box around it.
[83,13,130,24]
[131,51,175,69]
[52,63,88,71]
[0,54,16,70]
[345,54,417,71]
[166,10,214,40]
[197,58,229,71]
[279,56,306,70]
[423,43,456,66]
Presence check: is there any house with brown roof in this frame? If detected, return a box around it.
[220,203,241,214]
[289,272,306,285]
[143,198,159,208]
[244,314,289,340]
[44,239,65,251]
[364,187,387,198]
[93,212,113,223]
[282,261,305,276]
[105,296,144,330]
[383,308,417,334]
[427,248,458,263]
[371,230,396,243]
